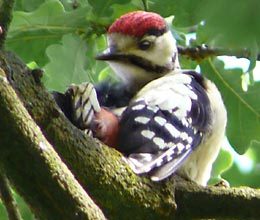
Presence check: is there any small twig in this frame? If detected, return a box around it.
[0,173,23,220]
[178,45,259,61]
[141,0,149,11]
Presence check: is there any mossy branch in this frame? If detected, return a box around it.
[1,50,260,219]
[0,55,106,219]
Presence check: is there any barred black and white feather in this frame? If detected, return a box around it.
[65,82,101,135]
[118,70,225,183]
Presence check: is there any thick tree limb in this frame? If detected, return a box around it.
[1,50,260,219]
[175,180,260,219]
[0,51,176,219]
[0,60,106,219]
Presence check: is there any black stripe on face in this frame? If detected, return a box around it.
[127,54,171,74]
[98,53,172,74]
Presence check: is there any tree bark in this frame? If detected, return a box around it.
[0,55,106,219]
[0,51,176,219]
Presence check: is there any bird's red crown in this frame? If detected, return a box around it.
[108,11,167,38]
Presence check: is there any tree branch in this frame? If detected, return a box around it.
[0,0,14,48]
[0,59,106,219]
[178,45,259,61]
[1,50,176,220]
[0,173,22,220]
[1,50,260,219]
[175,179,260,219]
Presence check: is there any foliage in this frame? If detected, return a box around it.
[2,0,260,218]
[0,192,34,220]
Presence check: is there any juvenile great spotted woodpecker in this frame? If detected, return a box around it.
[54,11,227,186]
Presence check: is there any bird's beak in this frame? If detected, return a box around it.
[95,47,123,61]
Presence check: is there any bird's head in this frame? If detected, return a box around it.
[96,11,180,91]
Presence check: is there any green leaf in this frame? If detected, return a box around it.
[0,190,34,220]
[98,66,112,82]
[111,2,140,19]
[7,0,91,66]
[42,33,89,92]
[149,0,203,27]
[196,0,260,54]
[88,0,131,18]
[27,61,39,70]
[223,141,260,187]
[209,147,233,185]
[179,56,197,70]
[59,0,90,11]
[200,58,260,154]
[0,201,8,220]
[14,0,44,12]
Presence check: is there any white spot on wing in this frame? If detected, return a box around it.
[135,116,150,124]
[156,158,163,167]
[167,154,173,161]
[141,130,155,139]
[180,132,189,141]
[165,123,180,137]
[176,143,185,153]
[186,144,191,149]
[167,142,176,148]
[187,137,193,144]
[153,137,165,149]
[181,118,189,127]
[154,116,166,126]
[147,105,158,113]
[132,104,145,110]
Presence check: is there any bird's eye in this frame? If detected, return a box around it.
[138,40,152,50]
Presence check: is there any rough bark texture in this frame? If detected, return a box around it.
[0,57,106,220]
[0,51,176,219]
[1,49,260,219]
[175,180,260,219]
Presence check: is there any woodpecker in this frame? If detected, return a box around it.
[118,70,226,185]
[54,11,227,186]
